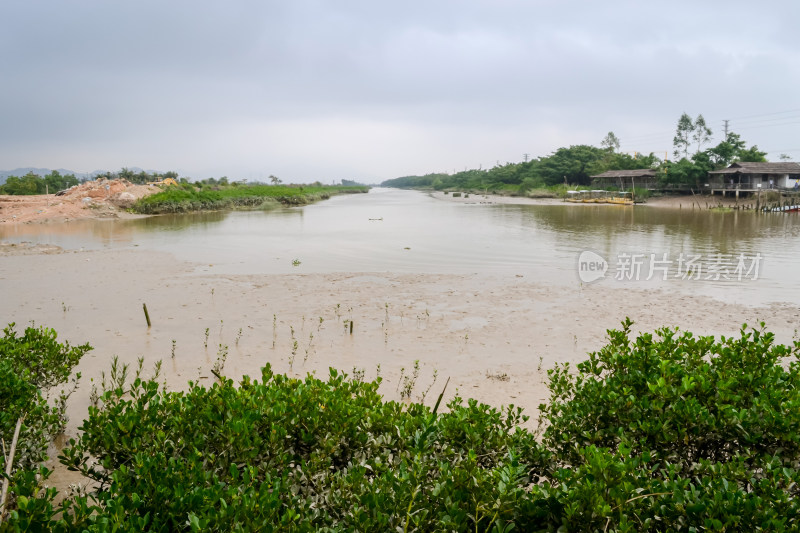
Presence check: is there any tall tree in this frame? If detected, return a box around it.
[672,113,694,159]
[692,114,713,154]
[600,131,620,152]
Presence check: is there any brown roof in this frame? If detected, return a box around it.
[709,162,800,175]
[591,169,657,179]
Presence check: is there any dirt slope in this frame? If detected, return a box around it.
[0,178,159,224]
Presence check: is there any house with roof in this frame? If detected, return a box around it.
[590,169,659,190]
[708,162,800,192]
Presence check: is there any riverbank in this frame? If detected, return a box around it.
[0,181,370,223]
[429,190,747,209]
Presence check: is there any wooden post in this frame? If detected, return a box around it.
[143,303,151,327]
[432,377,451,415]
[349,320,353,335]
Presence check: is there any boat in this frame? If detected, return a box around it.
[770,205,800,213]
[565,190,634,205]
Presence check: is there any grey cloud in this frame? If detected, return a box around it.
[1,0,799,180]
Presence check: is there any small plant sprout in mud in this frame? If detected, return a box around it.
[420,368,438,403]
[61,302,69,313]
[235,328,243,346]
[211,344,228,381]
[400,360,421,401]
[396,367,404,393]
[376,363,381,380]
[204,328,210,349]
[289,339,298,372]
[289,325,298,372]
[537,355,544,373]
[292,258,301,267]
[318,316,324,332]
[171,339,176,359]
[342,319,354,335]
[304,332,314,364]
[384,302,389,323]
[486,370,510,382]
[352,367,365,384]
[219,319,224,338]
[334,303,341,321]
[272,314,277,349]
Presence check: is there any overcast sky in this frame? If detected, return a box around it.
[1,1,799,183]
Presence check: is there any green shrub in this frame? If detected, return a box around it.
[133,185,368,214]
[537,319,800,530]
[6,321,800,531]
[59,365,549,531]
[542,319,800,468]
[0,323,91,528]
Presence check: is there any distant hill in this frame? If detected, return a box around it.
[0,167,153,185]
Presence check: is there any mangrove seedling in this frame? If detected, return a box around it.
[212,344,228,379]
[272,314,277,349]
[400,360,421,401]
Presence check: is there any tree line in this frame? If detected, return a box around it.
[0,171,80,195]
[381,113,770,192]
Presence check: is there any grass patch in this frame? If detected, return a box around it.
[133,184,369,214]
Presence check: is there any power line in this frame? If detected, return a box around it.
[727,108,800,121]
[731,119,800,132]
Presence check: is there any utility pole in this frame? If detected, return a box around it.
[723,119,729,138]
[523,153,530,162]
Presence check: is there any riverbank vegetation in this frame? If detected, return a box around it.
[132,183,369,214]
[3,320,800,531]
[381,113,770,196]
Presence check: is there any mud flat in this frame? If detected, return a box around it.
[2,246,796,436]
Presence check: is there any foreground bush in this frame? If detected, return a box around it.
[539,320,800,531]
[4,321,800,531]
[59,365,548,531]
[0,323,91,529]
